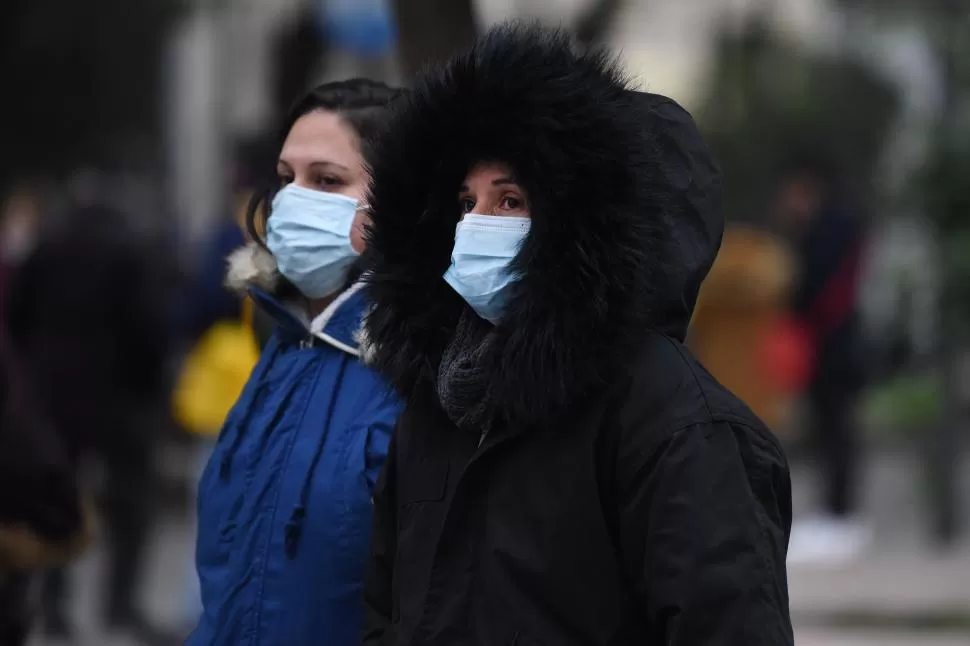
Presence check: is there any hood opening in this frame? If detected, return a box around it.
[362,22,722,429]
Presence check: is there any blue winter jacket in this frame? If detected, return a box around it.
[189,279,401,646]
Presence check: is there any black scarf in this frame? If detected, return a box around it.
[435,309,499,437]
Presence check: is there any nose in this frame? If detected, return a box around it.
[471,196,501,216]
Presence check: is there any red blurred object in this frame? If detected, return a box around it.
[761,315,815,395]
[761,239,864,396]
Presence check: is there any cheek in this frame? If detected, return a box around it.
[343,177,367,202]
[350,211,370,254]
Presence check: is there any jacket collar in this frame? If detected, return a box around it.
[228,243,364,356]
[308,281,366,356]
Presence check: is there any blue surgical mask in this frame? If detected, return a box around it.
[267,184,362,298]
[443,214,531,324]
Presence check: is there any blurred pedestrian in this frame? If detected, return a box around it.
[5,200,176,643]
[689,226,797,432]
[361,24,794,646]
[0,182,44,329]
[0,332,90,646]
[188,79,403,646]
[180,215,248,346]
[200,141,285,351]
[0,187,90,646]
[773,154,872,565]
[0,185,42,262]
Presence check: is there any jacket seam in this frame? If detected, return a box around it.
[654,335,787,465]
[660,335,714,422]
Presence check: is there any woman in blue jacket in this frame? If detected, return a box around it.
[189,79,402,646]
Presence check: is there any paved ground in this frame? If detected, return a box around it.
[27,514,190,646]
[797,629,970,646]
[789,450,970,624]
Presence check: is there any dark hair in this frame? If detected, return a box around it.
[245,78,403,246]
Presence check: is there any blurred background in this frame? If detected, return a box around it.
[1,0,968,645]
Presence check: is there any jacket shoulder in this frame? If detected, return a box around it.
[616,332,781,445]
[607,338,795,645]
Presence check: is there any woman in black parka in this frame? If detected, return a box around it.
[360,23,794,646]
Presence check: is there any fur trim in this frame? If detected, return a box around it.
[225,242,279,295]
[354,307,380,365]
[362,22,722,429]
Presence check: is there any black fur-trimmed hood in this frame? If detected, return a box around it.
[362,23,723,428]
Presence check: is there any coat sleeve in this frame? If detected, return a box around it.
[615,419,794,645]
[361,430,397,646]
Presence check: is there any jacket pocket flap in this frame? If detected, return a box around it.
[399,460,448,505]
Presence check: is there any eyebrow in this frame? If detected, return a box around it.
[276,159,350,172]
[310,160,350,172]
[458,177,519,192]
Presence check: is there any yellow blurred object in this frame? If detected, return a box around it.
[689,226,796,433]
[174,297,260,437]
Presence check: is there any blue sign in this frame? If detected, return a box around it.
[319,0,397,57]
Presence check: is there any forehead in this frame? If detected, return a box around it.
[279,109,361,168]
[463,160,517,184]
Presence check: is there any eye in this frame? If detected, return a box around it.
[500,195,523,210]
[315,174,343,189]
[278,174,294,188]
[459,197,475,213]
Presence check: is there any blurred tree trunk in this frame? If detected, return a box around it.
[392,0,477,79]
[929,0,964,546]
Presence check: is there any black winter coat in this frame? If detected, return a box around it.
[360,24,794,646]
